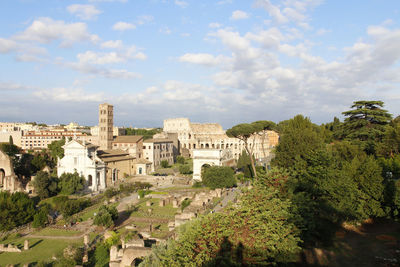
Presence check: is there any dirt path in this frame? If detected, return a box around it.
[301,219,400,267]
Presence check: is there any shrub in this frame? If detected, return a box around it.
[58,172,86,195]
[0,191,36,231]
[181,199,191,212]
[60,198,90,218]
[192,181,203,188]
[93,205,119,228]
[138,189,152,199]
[176,156,185,164]
[105,188,119,199]
[161,160,169,168]
[179,164,191,174]
[32,206,50,228]
[32,171,59,200]
[202,166,236,189]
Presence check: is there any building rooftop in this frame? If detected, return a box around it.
[143,138,173,144]
[113,135,143,143]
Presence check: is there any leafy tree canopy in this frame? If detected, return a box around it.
[341,100,392,154]
[202,166,236,189]
[32,171,59,199]
[58,172,86,195]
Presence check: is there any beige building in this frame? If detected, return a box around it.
[163,118,279,161]
[90,125,125,137]
[99,103,114,150]
[21,130,87,150]
[143,138,174,172]
[112,136,144,159]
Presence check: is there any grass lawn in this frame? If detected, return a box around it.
[130,198,177,219]
[31,228,82,237]
[0,237,82,266]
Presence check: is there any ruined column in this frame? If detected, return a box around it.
[24,240,29,250]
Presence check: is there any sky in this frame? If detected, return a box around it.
[0,0,400,128]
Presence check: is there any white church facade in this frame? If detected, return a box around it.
[57,140,107,192]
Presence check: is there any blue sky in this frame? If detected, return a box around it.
[0,0,400,128]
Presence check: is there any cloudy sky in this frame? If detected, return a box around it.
[0,0,400,128]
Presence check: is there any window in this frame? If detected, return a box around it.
[74,157,78,165]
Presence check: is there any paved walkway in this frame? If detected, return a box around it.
[213,187,241,213]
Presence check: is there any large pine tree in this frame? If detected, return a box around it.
[342,100,392,154]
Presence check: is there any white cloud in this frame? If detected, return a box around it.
[112,21,136,31]
[159,26,171,35]
[101,40,124,49]
[175,0,188,8]
[34,87,104,102]
[179,53,227,66]
[77,51,125,65]
[0,38,17,53]
[231,10,249,20]
[209,22,222,28]
[67,4,102,20]
[136,15,154,25]
[217,0,233,5]
[316,28,330,36]
[66,61,142,79]
[254,0,288,24]
[88,0,127,2]
[14,17,99,46]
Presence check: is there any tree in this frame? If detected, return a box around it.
[272,115,324,170]
[59,198,90,218]
[32,205,50,228]
[48,138,65,164]
[9,135,13,146]
[58,172,86,195]
[140,177,301,266]
[226,123,259,178]
[32,171,59,199]
[179,164,191,174]
[93,205,118,228]
[342,100,392,154]
[251,120,276,159]
[160,160,169,168]
[0,192,36,231]
[202,166,236,189]
[237,150,254,178]
[176,156,185,164]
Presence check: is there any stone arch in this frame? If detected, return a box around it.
[205,143,209,148]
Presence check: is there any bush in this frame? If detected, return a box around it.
[138,189,152,199]
[0,192,36,231]
[93,205,118,228]
[105,188,119,199]
[60,198,90,218]
[161,160,169,168]
[192,181,203,188]
[32,206,50,228]
[58,172,86,195]
[179,164,191,174]
[176,156,185,164]
[181,199,191,212]
[202,166,236,189]
[32,171,59,200]
[94,243,110,266]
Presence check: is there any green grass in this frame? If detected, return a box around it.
[130,198,177,219]
[0,237,81,266]
[31,228,82,237]
[151,223,171,239]
[77,204,102,221]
